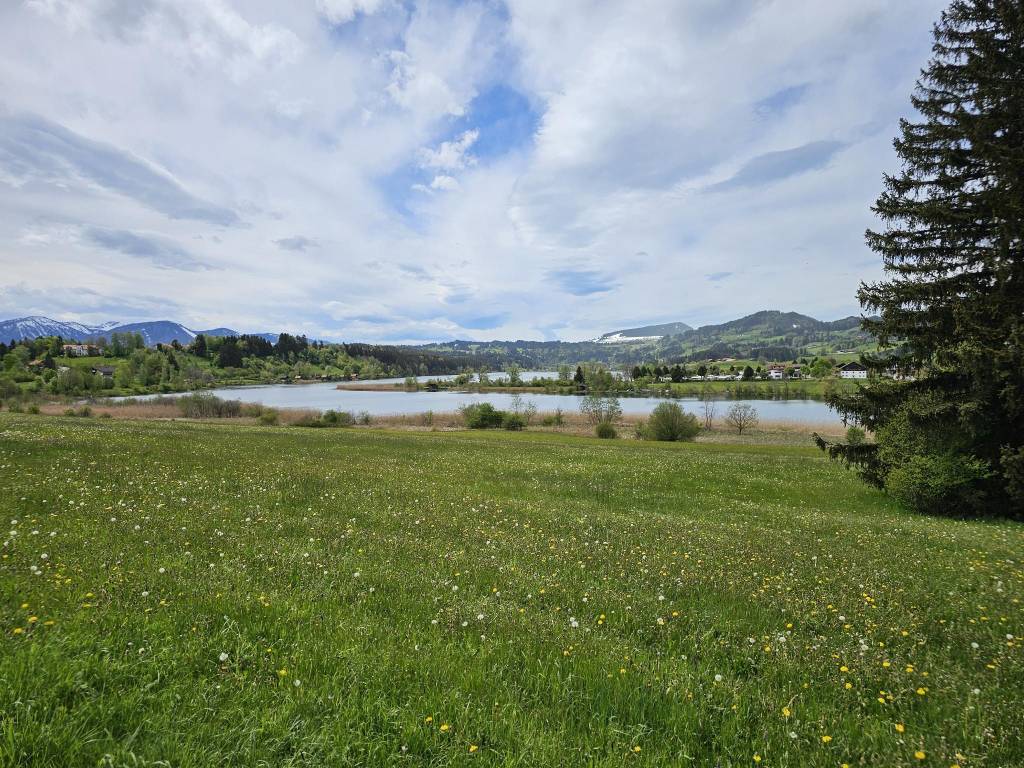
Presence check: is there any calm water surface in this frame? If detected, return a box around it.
[128,376,840,425]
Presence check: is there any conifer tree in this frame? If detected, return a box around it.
[817,0,1023,516]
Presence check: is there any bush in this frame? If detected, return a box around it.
[645,402,700,441]
[357,411,372,425]
[420,410,434,427]
[295,410,354,428]
[258,410,279,426]
[502,413,526,431]
[177,393,242,418]
[26,404,40,415]
[460,402,505,429]
[580,395,622,425]
[846,425,867,445]
[595,420,617,439]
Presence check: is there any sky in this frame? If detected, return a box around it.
[0,0,948,343]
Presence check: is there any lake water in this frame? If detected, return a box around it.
[125,378,841,425]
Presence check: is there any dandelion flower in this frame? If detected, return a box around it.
[821,735,832,744]
[914,751,925,760]
[219,652,229,662]
[895,724,905,733]
[440,723,450,733]
[469,745,478,753]
[782,706,791,718]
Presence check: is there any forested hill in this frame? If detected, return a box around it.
[418,311,874,368]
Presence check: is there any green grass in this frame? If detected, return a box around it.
[1,414,1021,767]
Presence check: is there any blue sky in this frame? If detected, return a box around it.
[0,0,946,342]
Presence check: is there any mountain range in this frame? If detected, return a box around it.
[2,310,871,364]
[0,316,262,346]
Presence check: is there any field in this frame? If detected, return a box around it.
[1,414,1021,766]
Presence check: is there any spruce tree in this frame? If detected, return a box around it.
[817,0,1023,516]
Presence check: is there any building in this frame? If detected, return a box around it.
[838,362,868,379]
[767,364,785,380]
[62,344,92,357]
[91,365,116,378]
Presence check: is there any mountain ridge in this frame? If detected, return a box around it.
[0,315,262,346]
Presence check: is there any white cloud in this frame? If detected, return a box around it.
[419,129,479,171]
[316,0,386,25]
[0,0,950,341]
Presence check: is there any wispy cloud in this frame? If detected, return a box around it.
[0,112,239,225]
[708,140,847,192]
[84,227,207,270]
[547,268,619,297]
[274,236,319,251]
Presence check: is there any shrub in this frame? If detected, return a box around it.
[76,405,93,418]
[357,411,372,425]
[177,393,242,418]
[460,402,505,429]
[646,402,700,441]
[26,404,40,415]
[724,403,759,434]
[595,420,617,439]
[846,425,867,446]
[420,410,434,427]
[258,410,279,426]
[580,394,622,425]
[502,413,526,431]
[296,410,354,428]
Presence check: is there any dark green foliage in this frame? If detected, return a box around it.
[217,338,243,368]
[820,0,1024,517]
[501,413,526,431]
[460,403,506,429]
[594,420,617,439]
[257,410,279,426]
[296,410,356,428]
[643,402,700,442]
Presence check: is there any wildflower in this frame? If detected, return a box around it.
[632,746,641,753]
[440,723,450,733]
[895,724,905,733]
[293,679,301,687]
[424,716,433,724]
[916,687,927,696]
[914,751,925,760]
[277,668,288,678]
[782,706,791,717]
[714,674,723,682]
[469,745,478,753]
[219,652,229,662]
[753,755,761,763]
[821,735,832,744]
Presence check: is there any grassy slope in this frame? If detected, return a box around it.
[0,415,1021,767]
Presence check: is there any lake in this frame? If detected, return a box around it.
[126,378,841,425]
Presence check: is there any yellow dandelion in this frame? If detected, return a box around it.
[895,724,905,733]
[915,751,925,760]
[469,745,478,753]
[632,746,641,754]
[821,735,832,744]
[424,716,433,724]
[440,723,450,733]
[782,706,791,717]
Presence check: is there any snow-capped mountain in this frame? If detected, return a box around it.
[0,315,243,345]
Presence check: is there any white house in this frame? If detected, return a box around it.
[839,362,868,379]
[767,364,785,380]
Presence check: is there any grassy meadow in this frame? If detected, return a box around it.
[1,414,1021,766]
